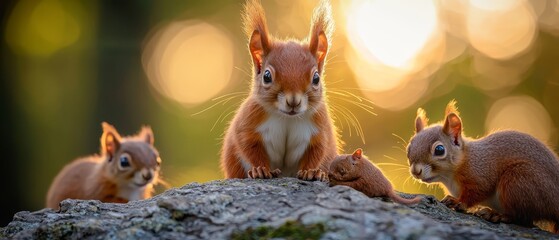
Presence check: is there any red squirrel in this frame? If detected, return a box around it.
[220,0,339,181]
[329,149,421,205]
[407,100,559,232]
[46,122,161,209]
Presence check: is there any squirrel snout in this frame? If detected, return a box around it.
[286,98,302,108]
[410,165,422,177]
[142,172,153,181]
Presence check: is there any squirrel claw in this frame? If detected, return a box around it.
[474,207,512,223]
[441,195,467,212]
[248,166,274,179]
[297,169,328,182]
[271,168,282,178]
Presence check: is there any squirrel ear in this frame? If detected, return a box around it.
[243,0,270,74]
[352,148,363,160]
[308,0,333,69]
[443,113,462,146]
[101,122,121,157]
[139,126,154,145]
[415,108,428,133]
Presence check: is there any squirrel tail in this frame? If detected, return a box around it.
[388,191,421,205]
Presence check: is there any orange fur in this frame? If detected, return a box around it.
[408,100,559,232]
[46,122,161,209]
[221,0,339,180]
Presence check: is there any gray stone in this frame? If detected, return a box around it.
[2,178,557,239]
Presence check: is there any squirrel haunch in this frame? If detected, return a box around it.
[329,149,421,205]
[407,100,559,232]
[46,122,162,209]
[220,0,339,181]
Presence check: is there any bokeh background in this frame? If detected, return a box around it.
[2,0,559,226]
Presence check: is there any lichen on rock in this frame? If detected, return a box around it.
[2,178,557,239]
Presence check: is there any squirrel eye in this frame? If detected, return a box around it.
[119,154,131,168]
[312,71,320,85]
[262,69,272,85]
[434,145,445,156]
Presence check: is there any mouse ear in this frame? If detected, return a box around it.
[415,108,428,133]
[308,0,333,71]
[443,113,463,146]
[352,148,363,160]
[138,125,154,145]
[101,122,122,158]
[243,0,270,74]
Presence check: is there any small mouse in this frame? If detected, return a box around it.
[220,0,339,181]
[46,122,162,209]
[329,148,421,205]
[407,100,559,232]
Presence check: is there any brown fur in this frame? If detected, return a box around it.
[46,122,161,209]
[329,149,421,205]
[220,0,339,181]
[407,100,559,232]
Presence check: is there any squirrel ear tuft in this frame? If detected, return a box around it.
[243,0,270,74]
[139,126,154,145]
[415,108,428,133]
[445,99,459,116]
[101,122,122,157]
[308,0,333,69]
[443,113,462,146]
[352,148,363,160]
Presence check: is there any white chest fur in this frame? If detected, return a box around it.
[440,176,461,197]
[256,115,318,177]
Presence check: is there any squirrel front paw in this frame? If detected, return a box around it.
[473,207,512,223]
[441,195,467,212]
[297,168,328,182]
[247,166,281,179]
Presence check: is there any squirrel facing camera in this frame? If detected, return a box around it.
[220,0,339,181]
[407,100,559,233]
[46,122,162,209]
[329,149,421,205]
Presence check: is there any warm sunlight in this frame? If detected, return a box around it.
[345,0,439,69]
[486,95,554,144]
[343,0,445,111]
[466,0,537,60]
[142,21,235,107]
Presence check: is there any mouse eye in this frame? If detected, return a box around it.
[434,145,445,156]
[312,71,320,85]
[119,153,131,169]
[262,69,272,85]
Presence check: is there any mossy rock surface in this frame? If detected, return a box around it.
[2,178,557,239]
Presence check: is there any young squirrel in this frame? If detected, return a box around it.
[220,0,339,181]
[407,100,559,232]
[329,149,421,205]
[46,122,161,209]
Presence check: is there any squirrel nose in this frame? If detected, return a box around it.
[142,172,153,181]
[286,99,301,108]
[411,167,422,176]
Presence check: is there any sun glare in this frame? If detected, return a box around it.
[346,0,439,69]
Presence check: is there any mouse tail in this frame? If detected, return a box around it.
[388,191,421,205]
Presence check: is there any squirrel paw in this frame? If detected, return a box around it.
[441,195,467,212]
[248,166,279,179]
[474,207,512,223]
[297,169,328,182]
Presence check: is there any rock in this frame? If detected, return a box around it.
[1,178,557,239]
